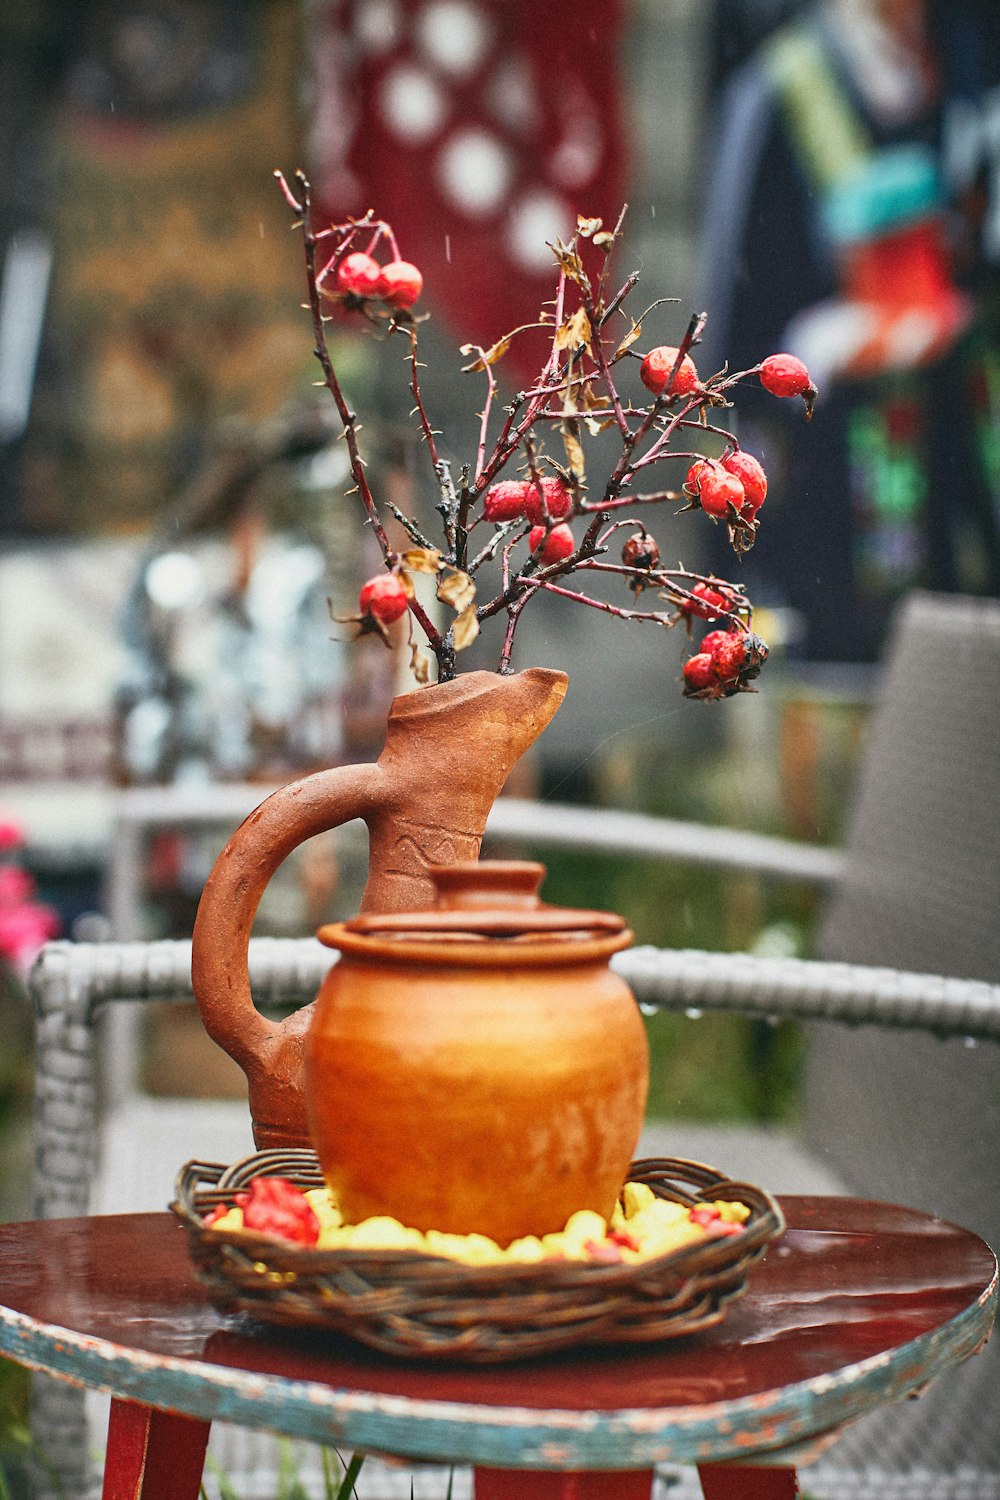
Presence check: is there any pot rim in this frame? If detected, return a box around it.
[315,921,635,968]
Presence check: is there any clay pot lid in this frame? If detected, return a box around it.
[330,861,628,939]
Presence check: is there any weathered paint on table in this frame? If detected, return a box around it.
[0,1197,994,1500]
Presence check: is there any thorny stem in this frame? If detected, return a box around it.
[498,595,528,674]
[593,203,629,309]
[599,269,642,327]
[579,487,682,513]
[630,395,710,475]
[281,170,448,674]
[471,346,498,485]
[405,325,442,472]
[607,310,708,496]
[580,557,749,592]
[385,497,436,550]
[472,274,571,497]
[578,220,631,443]
[468,520,523,574]
[522,572,744,634]
[518,575,674,625]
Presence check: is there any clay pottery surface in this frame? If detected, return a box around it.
[191,669,567,1148]
[306,861,649,1243]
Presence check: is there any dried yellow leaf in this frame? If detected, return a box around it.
[409,644,431,685]
[437,567,476,612]
[452,605,480,652]
[612,321,643,362]
[460,335,512,373]
[401,547,442,574]
[550,241,586,283]
[561,420,586,482]
[555,307,592,352]
[577,216,603,238]
[585,414,616,436]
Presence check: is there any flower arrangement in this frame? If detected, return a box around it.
[276,171,816,702]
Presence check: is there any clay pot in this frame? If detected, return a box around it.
[191,669,568,1148]
[307,861,649,1242]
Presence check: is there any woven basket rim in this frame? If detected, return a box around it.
[172,1149,784,1354]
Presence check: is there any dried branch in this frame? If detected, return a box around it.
[278,180,816,693]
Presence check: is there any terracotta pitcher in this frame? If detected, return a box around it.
[191,668,567,1148]
[307,860,648,1242]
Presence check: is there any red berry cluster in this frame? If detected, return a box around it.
[481,475,577,564]
[682,628,769,700]
[328,250,423,310]
[683,449,768,550]
[482,474,573,526]
[278,173,820,702]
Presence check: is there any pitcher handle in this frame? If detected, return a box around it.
[191,761,381,1144]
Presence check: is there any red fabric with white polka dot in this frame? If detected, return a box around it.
[309,0,629,382]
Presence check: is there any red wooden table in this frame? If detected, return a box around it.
[0,1196,994,1500]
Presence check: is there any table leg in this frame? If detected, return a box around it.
[474,1468,654,1498]
[697,1463,800,1499]
[101,1397,211,1500]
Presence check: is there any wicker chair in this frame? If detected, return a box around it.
[28,590,1000,1499]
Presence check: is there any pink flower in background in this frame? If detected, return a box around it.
[0,904,60,974]
[0,866,35,907]
[0,821,24,852]
[0,818,60,975]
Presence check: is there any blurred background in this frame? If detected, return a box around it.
[1,0,999,1491]
[1,0,999,1192]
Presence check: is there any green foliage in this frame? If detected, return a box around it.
[537,846,808,1124]
[0,1358,35,1499]
[200,1447,363,1500]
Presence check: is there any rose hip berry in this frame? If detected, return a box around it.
[359,572,408,624]
[640,345,700,398]
[682,653,717,694]
[700,628,735,657]
[524,475,572,525]
[621,530,660,571]
[682,580,741,623]
[335,252,383,299]
[759,353,815,401]
[712,630,769,684]
[377,259,423,308]
[483,479,529,522]
[721,450,767,517]
[685,459,745,520]
[529,522,575,564]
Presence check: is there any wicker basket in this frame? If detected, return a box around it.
[172,1149,783,1362]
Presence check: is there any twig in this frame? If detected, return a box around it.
[280,170,447,670]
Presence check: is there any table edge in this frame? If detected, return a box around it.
[4,1267,996,1470]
